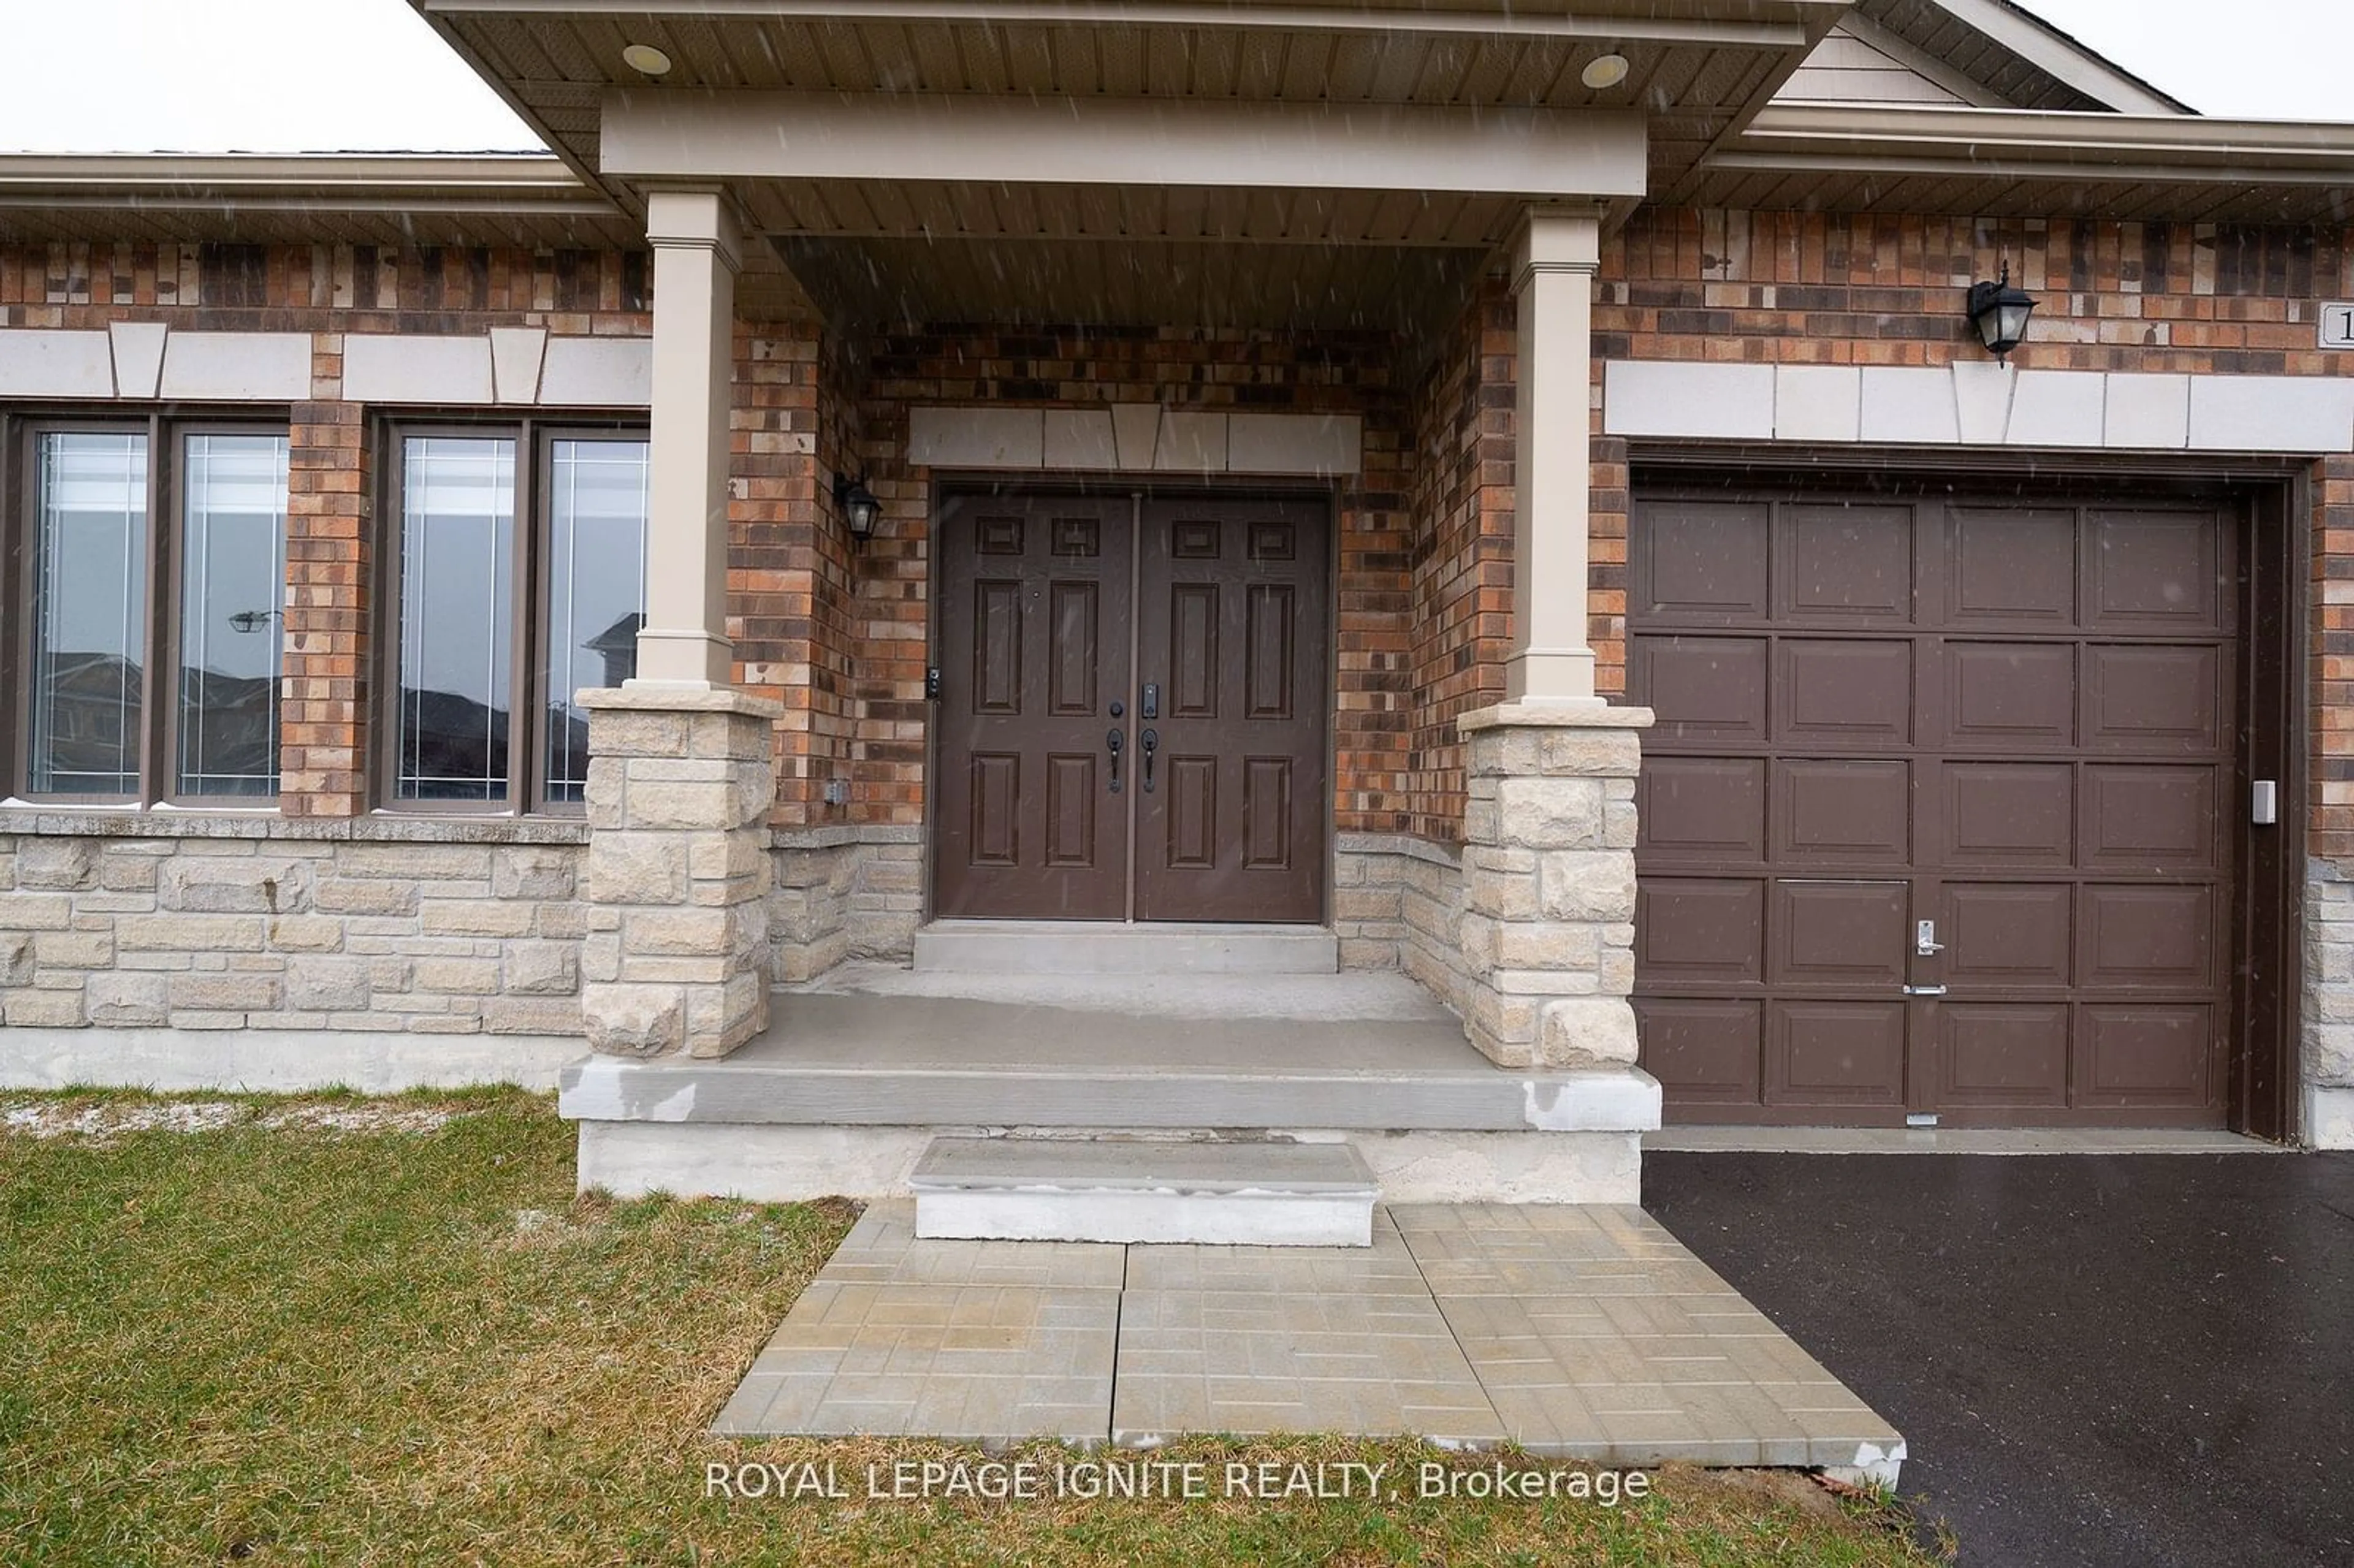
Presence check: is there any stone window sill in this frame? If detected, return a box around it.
[0,809,589,846]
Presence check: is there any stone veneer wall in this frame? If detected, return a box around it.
[0,813,951,1049]
[769,828,924,983]
[0,816,585,1036]
[1333,834,1470,1014]
[2303,862,2354,1146]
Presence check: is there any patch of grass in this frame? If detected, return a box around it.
[0,1090,1946,1565]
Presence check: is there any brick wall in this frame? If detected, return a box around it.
[11,219,2354,937]
[1402,280,1514,844]
[830,325,1418,835]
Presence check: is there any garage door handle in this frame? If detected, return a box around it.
[1902,984,1948,997]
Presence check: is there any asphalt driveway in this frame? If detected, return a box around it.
[1644,1150,2354,1568]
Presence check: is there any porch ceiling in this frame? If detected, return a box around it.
[414,0,1846,210]
[772,233,1485,332]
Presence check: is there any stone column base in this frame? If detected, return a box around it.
[578,686,780,1059]
[1456,700,1655,1072]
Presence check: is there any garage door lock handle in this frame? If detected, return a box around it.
[1902,984,1948,997]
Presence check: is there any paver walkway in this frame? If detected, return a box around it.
[715,1200,1905,1477]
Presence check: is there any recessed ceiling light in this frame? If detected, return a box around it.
[621,42,674,77]
[1580,53,1631,90]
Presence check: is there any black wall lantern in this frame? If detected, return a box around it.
[1967,262,2038,363]
[833,473,880,542]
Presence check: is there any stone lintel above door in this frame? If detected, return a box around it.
[908,405,1362,479]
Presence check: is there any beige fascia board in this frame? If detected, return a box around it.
[429,0,1835,48]
[0,153,598,205]
[0,153,581,188]
[1920,0,2190,116]
[602,91,1648,201]
[1721,104,2354,183]
[0,153,618,223]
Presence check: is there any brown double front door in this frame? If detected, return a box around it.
[934,492,1330,923]
[1630,485,2243,1128]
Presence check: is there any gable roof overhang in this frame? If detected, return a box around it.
[1681,105,2354,226]
[0,153,640,251]
[1842,0,2191,115]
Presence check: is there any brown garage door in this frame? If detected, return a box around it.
[1629,487,2238,1127]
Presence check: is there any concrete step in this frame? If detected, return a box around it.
[909,1136,1378,1246]
[913,919,1338,975]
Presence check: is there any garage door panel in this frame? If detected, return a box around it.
[1637,878,1764,985]
[1940,762,2074,867]
[1943,884,2071,987]
[1943,643,2076,748]
[2085,510,2221,632]
[1936,1003,2070,1106]
[1632,635,1768,742]
[1774,759,1910,867]
[2084,644,2223,752]
[2079,1004,2214,1103]
[1777,639,1912,747]
[1778,505,1915,623]
[1634,489,2236,1132]
[1772,880,1907,987]
[2080,885,2215,989]
[1634,998,1762,1102]
[1767,1002,1906,1105]
[1637,756,1766,863]
[1632,500,1769,622]
[2081,765,2219,872]
[1943,506,2077,626]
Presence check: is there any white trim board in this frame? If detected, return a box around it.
[0,324,651,408]
[0,327,311,402]
[1602,360,2354,454]
[908,405,1362,477]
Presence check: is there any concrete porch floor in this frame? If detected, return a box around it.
[712,1199,1905,1481]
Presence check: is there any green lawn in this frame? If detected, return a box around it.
[0,1090,1947,1565]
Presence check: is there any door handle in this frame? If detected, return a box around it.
[1902,984,1947,997]
[1107,728,1124,794]
[1140,728,1158,793]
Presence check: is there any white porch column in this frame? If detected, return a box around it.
[636,189,741,689]
[1506,206,1604,707]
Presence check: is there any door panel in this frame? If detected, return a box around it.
[1135,498,1328,922]
[1633,490,2238,1128]
[934,495,1132,918]
[935,492,1329,924]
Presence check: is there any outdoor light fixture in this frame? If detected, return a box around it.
[1580,53,1631,90]
[834,473,881,542]
[1967,263,2038,363]
[620,42,673,76]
